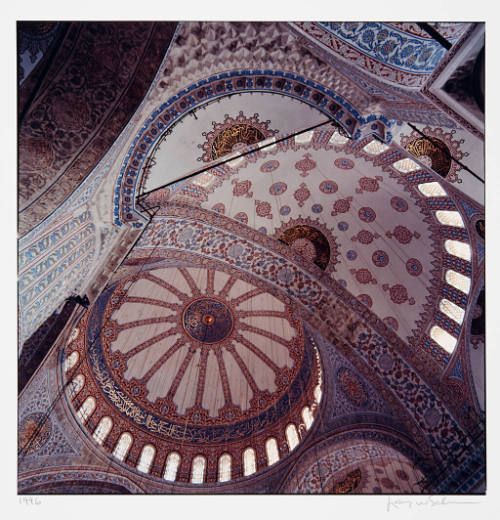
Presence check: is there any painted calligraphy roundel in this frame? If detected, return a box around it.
[81,265,319,445]
[182,298,233,343]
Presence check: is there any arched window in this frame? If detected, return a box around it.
[418,182,447,197]
[265,438,279,466]
[92,416,112,445]
[439,299,465,324]
[302,406,314,430]
[64,351,79,373]
[69,327,79,342]
[243,447,256,476]
[285,424,300,451]
[392,158,420,173]
[137,444,156,474]
[113,432,133,462]
[445,240,471,261]
[218,453,232,482]
[68,374,84,398]
[363,140,389,155]
[191,455,206,484]
[164,452,181,482]
[329,132,348,145]
[314,384,322,405]
[435,210,465,227]
[430,325,457,353]
[76,396,95,424]
[446,270,471,294]
[295,130,314,144]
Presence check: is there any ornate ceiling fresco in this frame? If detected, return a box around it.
[291,22,470,88]
[140,93,326,194]
[150,127,473,352]
[17,21,485,496]
[18,22,177,235]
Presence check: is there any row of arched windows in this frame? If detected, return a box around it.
[68,383,315,483]
[362,141,474,355]
[417,182,472,354]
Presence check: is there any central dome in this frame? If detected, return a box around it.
[82,265,319,432]
[69,257,323,482]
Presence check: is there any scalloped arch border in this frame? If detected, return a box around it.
[114,69,396,227]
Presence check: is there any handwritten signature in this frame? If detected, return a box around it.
[387,496,480,511]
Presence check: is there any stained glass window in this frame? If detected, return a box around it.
[218,453,232,482]
[191,455,206,484]
[92,416,113,445]
[446,270,471,294]
[435,210,465,227]
[76,396,95,424]
[430,325,457,353]
[302,406,314,430]
[329,132,349,145]
[64,351,79,373]
[363,140,389,155]
[445,240,471,261]
[417,182,447,197]
[68,375,84,398]
[164,452,181,482]
[440,299,465,324]
[265,438,280,466]
[285,424,300,451]
[392,158,420,173]
[137,444,156,474]
[113,432,133,462]
[243,447,256,476]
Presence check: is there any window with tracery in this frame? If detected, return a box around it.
[164,452,181,482]
[302,406,314,430]
[446,270,471,294]
[113,432,133,462]
[445,240,471,261]
[363,140,389,155]
[439,298,465,324]
[68,374,84,398]
[191,455,206,484]
[76,396,95,424]
[92,416,112,445]
[218,453,232,482]
[393,158,420,173]
[285,423,300,451]
[265,438,279,466]
[64,351,79,373]
[243,447,256,476]
[137,444,156,474]
[435,210,465,227]
[418,182,447,197]
[430,325,457,353]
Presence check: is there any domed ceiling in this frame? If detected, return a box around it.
[18,21,485,496]
[141,92,328,194]
[69,260,321,481]
[155,129,439,343]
